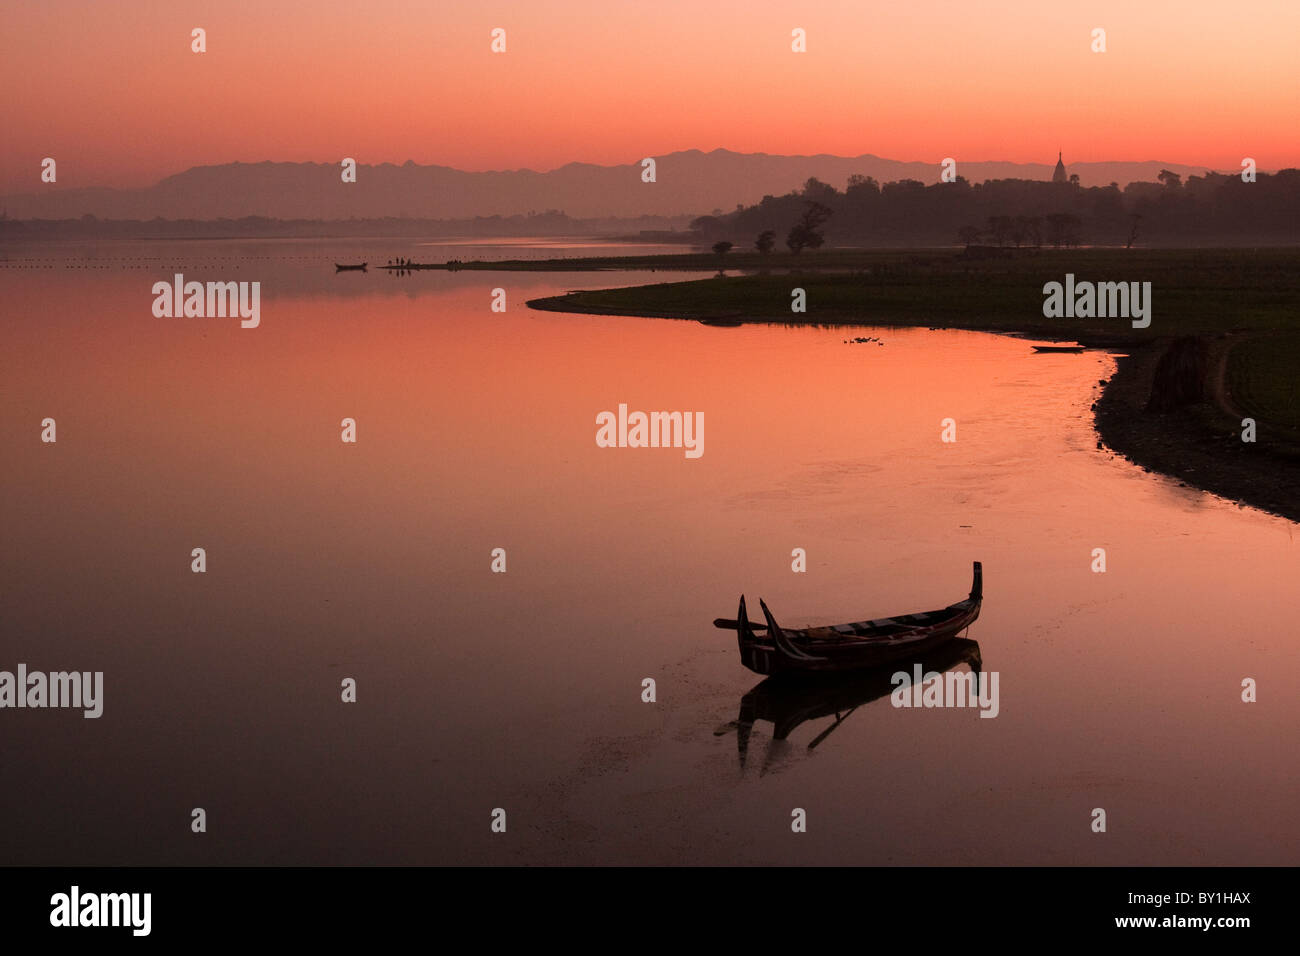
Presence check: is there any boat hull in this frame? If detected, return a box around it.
[731,562,982,676]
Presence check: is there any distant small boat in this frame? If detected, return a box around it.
[1032,344,1085,353]
[715,562,982,676]
[334,262,367,271]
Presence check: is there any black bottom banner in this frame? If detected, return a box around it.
[0,865,1277,942]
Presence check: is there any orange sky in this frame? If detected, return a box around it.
[3,0,1297,192]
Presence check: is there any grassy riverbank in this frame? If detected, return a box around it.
[527,247,1299,339]
[522,247,1300,522]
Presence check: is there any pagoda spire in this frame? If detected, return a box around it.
[1052,150,1068,184]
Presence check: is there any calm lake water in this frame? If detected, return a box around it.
[2,238,1297,865]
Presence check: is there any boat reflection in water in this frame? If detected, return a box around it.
[715,638,983,773]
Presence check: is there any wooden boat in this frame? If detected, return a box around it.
[720,638,983,769]
[334,262,367,271]
[715,562,982,676]
[1032,344,1085,353]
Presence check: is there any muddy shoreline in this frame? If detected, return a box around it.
[1092,341,1300,524]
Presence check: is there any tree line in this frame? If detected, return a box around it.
[690,169,1300,250]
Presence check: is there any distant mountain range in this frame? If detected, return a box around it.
[2,149,1237,222]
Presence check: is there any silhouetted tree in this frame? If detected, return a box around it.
[787,201,832,254]
[1025,215,1043,248]
[1009,216,1029,247]
[754,230,776,255]
[689,214,724,239]
[986,215,1013,246]
[845,175,880,202]
[1157,169,1182,189]
[801,178,838,204]
[711,240,733,257]
[1125,213,1142,249]
[1045,212,1083,248]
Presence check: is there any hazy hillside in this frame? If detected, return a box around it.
[1,150,1229,221]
